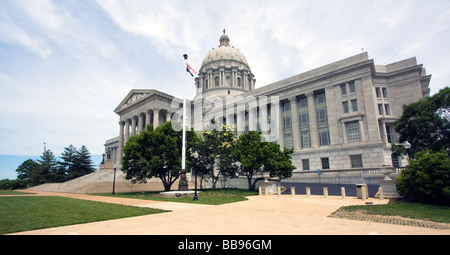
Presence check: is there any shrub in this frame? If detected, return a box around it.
[396,150,450,205]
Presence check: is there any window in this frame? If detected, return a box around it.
[340,84,347,95]
[316,108,328,123]
[378,104,384,115]
[283,116,291,129]
[301,130,311,148]
[386,125,392,143]
[299,97,308,108]
[316,92,326,104]
[215,77,219,87]
[302,159,310,171]
[376,87,381,98]
[283,101,291,112]
[226,76,231,86]
[237,77,241,87]
[284,133,293,149]
[299,112,309,126]
[351,99,358,112]
[384,104,390,115]
[321,157,330,169]
[391,154,400,168]
[349,81,356,93]
[382,88,388,98]
[319,127,330,146]
[342,101,349,113]
[350,155,363,168]
[346,121,361,142]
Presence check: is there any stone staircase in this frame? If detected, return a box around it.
[28,169,193,194]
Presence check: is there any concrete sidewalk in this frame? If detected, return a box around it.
[8,191,450,235]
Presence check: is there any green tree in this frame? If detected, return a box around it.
[394,87,450,157]
[396,150,450,205]
[59,144,95,181]
[232,131,295,190]
[198,124,238,189]
[15,159,40,186]
[32,149,58,186]
[121,122,195,191]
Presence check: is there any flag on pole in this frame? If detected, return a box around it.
[186,62,196,77]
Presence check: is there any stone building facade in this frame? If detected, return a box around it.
[102,31,431,176]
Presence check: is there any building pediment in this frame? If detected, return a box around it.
[114,89,177,114]
[114,89,155,113]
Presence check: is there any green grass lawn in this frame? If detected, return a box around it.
[0,196,168,234]
[338,201,450,223]
[96,188,259,205]
[0,190,35,195]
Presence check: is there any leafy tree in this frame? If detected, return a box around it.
[394,87,450,157]
[197,124,238,189]
[396,149,450,205]
[15,159,40,186]
[232,131,295,190]
[122,122,195,191]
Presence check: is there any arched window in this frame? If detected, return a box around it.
[237,77,241,87]
[215,77,219,87]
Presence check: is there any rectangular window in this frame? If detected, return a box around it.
[284,133,293,149]
[316,92,326,104]
[351,99,358,112]
[386,125,392,143]
[321,157,330,170]
[378,104,384,115]
[384,104,390,115]
[349,81,356,93]
[382,88,388,98]
[283,116,291,129]
[346,121,361,143]
[302,159,310,171]
[283,101,291,112]
[342,101,349,113]
[299,112,309,126]
[376,87,381,98]
[391,154,400,168]
[299,97,308,108]
[316,108,328,123]
[340,84,347,96]
[350,155,363,168]
[319,127,330,146]
[301,130,311,148]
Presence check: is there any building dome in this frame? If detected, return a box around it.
[195,30,255,99]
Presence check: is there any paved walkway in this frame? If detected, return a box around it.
[6,191,450,235]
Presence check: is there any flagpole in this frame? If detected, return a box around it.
[178,54,189,191]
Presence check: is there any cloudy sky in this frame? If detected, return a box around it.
[1,0,449,175]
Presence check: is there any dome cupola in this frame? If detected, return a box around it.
[195,30,255,99]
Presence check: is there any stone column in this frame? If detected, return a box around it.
[306,92,319,148]
[117,121,125,166]
[277,101,284,148]
[153,108,160,128]
[124,119,130,143]
[166,111,172,123]
[145,111,151,129]
[289,96,300,151]
[138,114,144,133]
[131,117,137,136]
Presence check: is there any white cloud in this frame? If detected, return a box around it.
[1,0,449,159]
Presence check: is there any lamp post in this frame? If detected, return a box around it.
[404,141,412,158]
[192,151,199,201]
[112,164,117,195]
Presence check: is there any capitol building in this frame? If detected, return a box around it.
[103,31,431,179]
